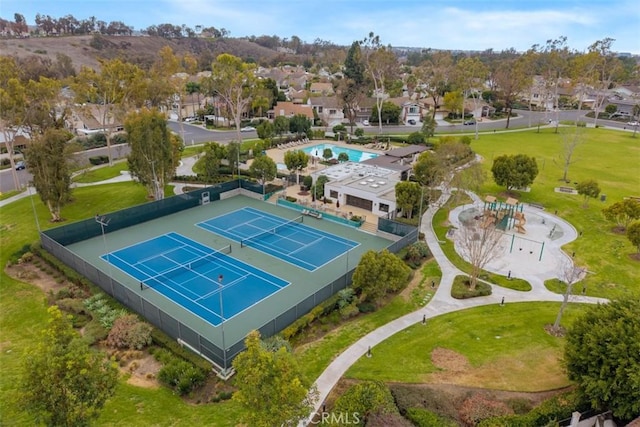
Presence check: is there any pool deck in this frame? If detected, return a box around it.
[257,139,386,228]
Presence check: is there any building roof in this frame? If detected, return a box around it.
[317,162,400,201]
[270,102,314,119]
[385,145,429,158]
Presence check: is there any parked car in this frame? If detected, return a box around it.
[463,119,476,125]
[407,119,417,125]
[362,120,370,126]
[15,161,25,170]
[627,121,639,127]
[240,126,256,132]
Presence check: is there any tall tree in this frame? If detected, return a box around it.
[588,38,623,128]
[564,298,640,421]
[73,59,145,165]
[538,37,571,132]
[340,41,367,131]
[556,127,585,182]
[24,129,73,222]
[551,259,585,335]
[198,142,227,184]
[453,57,488,139]
[249,155,277,192]
[207,54,256,142]
[283,149,309,184]
[125,108,180,200]
[415,51,454,119]
[20,306,118,426]
[232,330,315,427]
[492,55,530,128]
[0,56,27,190]
[455,220,503,290]
[395,181,422,219]
[362,33,398,134]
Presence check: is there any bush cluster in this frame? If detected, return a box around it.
[405,408,458,427]
[477,390,586,426]
[153,348,206,396]
[451,276,492,299]
[105,314,153,350]
[83,293,127,329]
[89,155,110,165]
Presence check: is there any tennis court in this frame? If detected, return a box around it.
[102,232,289,326]
[197,207,359,271]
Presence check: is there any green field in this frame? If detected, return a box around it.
[345,302,588,392]
[469,127,640,299]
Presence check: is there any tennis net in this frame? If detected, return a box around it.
[140,244,232,290]
[240,216,304,248]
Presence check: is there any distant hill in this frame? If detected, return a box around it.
[0,34,288,71]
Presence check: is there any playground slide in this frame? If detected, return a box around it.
[516,224,526,234]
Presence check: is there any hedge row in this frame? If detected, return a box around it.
[280,292,342,341]
[477,390,587,427]
[89,155,109,165]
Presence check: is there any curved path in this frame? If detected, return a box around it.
[302,188,607,425]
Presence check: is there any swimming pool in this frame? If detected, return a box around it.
[302,144,378,162]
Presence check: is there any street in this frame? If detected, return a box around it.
[1,111,634,194]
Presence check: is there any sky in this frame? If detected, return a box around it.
[1,0,639,54]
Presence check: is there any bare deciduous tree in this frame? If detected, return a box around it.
[556,127,584,183]
[455,220,504,290]
[551,258,586,334]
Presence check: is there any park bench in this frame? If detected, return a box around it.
[559,186,576,193]
[529,202,545,210]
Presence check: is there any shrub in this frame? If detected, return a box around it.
[408,131,425,144]
[339,302,360,320]
[406,407,458,427]
[156,356,206,396]
[451,276,492,299]
[83,318,109,345]
[357,302,376,313]
[106,314,153,350]
[459,394,513,426]
[89,155,109,165]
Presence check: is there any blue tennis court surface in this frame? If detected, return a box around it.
[102,232,289,326]
[197,207,359,271]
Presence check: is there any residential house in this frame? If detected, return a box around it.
[71,105,124,135]
[308,96,344,126]
[387,96,424,124]
[309,82,334,96]
[267,101,314,120]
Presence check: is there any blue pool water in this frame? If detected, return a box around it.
[302,144,378,162]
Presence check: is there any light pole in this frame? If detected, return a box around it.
[27,183,41,233]
[95,214,114,293]
[217,274,227,378]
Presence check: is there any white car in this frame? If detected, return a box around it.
[362,120,369,126]
[240,126,256,132]
[627,121,639,127]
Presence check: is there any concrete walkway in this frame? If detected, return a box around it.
[303,188,607,425]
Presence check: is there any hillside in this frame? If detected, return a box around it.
[0,34,286,71]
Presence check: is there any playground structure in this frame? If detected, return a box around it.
[482,196,527,234]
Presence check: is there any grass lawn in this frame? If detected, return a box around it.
[469,127,640,299]
[345,302,588,392]
[72,161,129,183]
